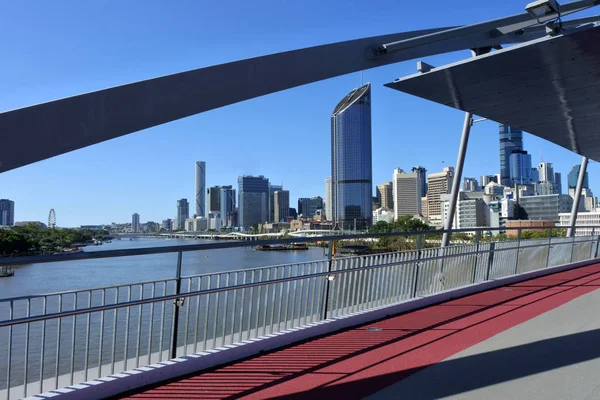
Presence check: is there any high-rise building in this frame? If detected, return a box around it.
[132,213,140,233]
[427,167,454,225]
[392,169,422,219]
[195,161,206,217]
[480,175,498,187]
[309,196,323,218]
[207,186,221,213]
[289,208,298,219]
[269,184,283,222]
[554,172,562,194]
[538,162,555,184]
[177,199,189,231]
[274,190,290,222]
[568,164,590,189]
[411,166,428,196]
[162,219,172,232]
[238,175,269,228]
[518,194,573,222]
[219,186,236,228]
[0,199,15,226]
[462,177,479,192]
[499,124,523,187]
[376,182,394,210]
[298,198,311,218]
[331,83,373,230]
[325,177,332,221]
[509,150,533,185]
[531,168,540,183]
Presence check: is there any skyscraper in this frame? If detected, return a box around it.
[207,186,221,213]
[509,150,533,185]
[177,199,189,231]
[269,184,283,222]
[309,196,324,218]
[392,169,422,219]
[499,124,523,187]
[0,199,15,226]
[298,198,311,218]
[220,186,236,228]
[376,182,394,210]
[427,167,454,225]
[331,83,372,230]
[238,175,269,228]
[554,172,562,194]
[274,190,290,222]
[480,175,498,187]
[538,162,555,183]
[132,213,140,233]
[462,177,478,192]
[568,164,589,189]
[411,166,428,196]
[195,161,206,217]
[325,177,332,221]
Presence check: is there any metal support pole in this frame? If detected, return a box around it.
[321,240,335,320]
[441,111,472,247]
[170,251,183,359]
[567,156,589,237]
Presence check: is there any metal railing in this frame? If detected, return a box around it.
[0,226,599,399]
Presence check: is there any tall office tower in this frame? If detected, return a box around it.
[325,177,333,220]
[309,196,324,217]
[331,83,373,230]
[499,124,523,187]
[219,186,236,228]
[207,186,221,213]
[177,199,189,231]
[298,198,311,217]
[554,172,562,194]
[462,177,479,192]
[509,150,533,185]
[131,213,140,233]
[274,190,290,222]
[269,184,283,222]
[568,164,589,189]
[411,166,428,196]
[376,182,394,210]
[392,168,422,220]
[0,199,15,226]
[195,161,206,217]
[480,175,498,187]
[427,167,454,225]
[531,167,540,183]
[538,162,555,183]
[238,175,269,228]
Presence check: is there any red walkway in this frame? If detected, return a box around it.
[120,263,600,400]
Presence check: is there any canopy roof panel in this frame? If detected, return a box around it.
[385,24,600,160]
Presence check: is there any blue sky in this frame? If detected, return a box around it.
[1,0,598,227]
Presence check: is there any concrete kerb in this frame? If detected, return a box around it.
[26,257,599,400]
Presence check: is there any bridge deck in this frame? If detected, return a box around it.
[119,263,600,400]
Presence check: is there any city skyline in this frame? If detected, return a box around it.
[1,1,599,226]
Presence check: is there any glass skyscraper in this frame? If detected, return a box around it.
[219,186,236,228]
[509,150,533,185]
[499,124,523,187]
[568,164,589,189]
[331,83,372,230]
[238,175,269,228]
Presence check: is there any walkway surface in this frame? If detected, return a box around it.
[119,263,600,400]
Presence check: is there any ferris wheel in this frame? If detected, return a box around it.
[48,208,56,229]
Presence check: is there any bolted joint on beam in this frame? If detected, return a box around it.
[365,46,387,60]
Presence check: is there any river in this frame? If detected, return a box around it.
[0,237,328,299]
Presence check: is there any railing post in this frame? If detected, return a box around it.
[471,231,481,284]
[411,234,423,298]
[321,240,335,320]
[170,251,183,359]
[594,228,600,259]
[486,242,496,281]
[570,226,577,263]
[514,228,522,275]
[545,228,553,268]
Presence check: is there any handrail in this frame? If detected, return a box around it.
[2,234,597,327]
[0,225,592,266]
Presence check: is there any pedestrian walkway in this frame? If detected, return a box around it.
[119,263,600,400]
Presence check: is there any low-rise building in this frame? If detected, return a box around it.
[373,207,395,224]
